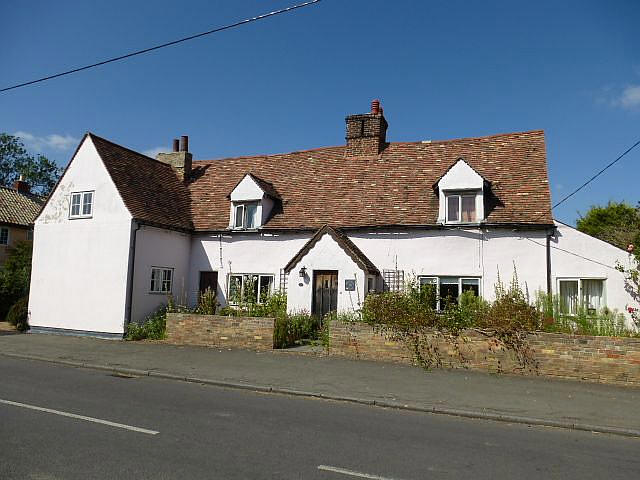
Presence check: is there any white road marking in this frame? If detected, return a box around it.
[0,398,159,435]
[317,465,405,480]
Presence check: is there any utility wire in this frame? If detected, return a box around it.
[550,138,640,211]
[0,0,322,93]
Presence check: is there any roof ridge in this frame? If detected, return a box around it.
[192,130,544,164]
[87,132,174,168]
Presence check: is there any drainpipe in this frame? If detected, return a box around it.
[124,221,142,332]
[546,227,554,296]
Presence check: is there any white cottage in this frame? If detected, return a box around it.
[28,101,638,337]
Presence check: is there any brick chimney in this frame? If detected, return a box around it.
[13,175,30,194]
[156,135,192,181]
[345,99,388,156]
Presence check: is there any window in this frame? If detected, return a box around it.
[228,274,274,304]
[558,278,605,315]
[383,269,405,292]
[418,276,481,311]
[26,230,34,241]
[69,191,94,218]
[233,202,259,229]
[0,227,8,245]
[150,267,173,293]
[445,193,477,223]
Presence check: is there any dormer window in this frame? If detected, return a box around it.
[436,158,486,225]
[233,202,259,230]
[446,193,477,223]
[228,173,281,231]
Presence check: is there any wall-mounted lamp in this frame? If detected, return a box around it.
[299,266,307,278]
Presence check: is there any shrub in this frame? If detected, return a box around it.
[195,287,218,315]
[6,296,29,332]
[273,311,318,348]
[126,306,167,340]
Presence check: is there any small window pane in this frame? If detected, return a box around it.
[234,205,245,228]
[461,196,476,222]
[245,204,257,229]
[229,275,243,303]
[559,280,578,315]
[259,275,274,303]
[82,192,93,216]
[581,279,604,313]
[461,278,480,297]
[0,228,8,245]
[71,193,81,216]
[150,268,159,292]
[447,195,459,222]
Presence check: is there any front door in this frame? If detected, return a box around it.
[199,271,218,296]
[312,270,338,319]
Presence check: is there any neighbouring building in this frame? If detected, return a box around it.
[28,100,638,337]
[0,178,43,266]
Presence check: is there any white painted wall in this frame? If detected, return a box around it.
[189,232,311,307]
[552,221,637,325]
[29,137,132,334]
[349,228,548,302]
[286,233,368,314]
[131,225,192,323]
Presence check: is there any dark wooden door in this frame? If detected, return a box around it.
[313,270,338,319]
[199,271,218,295]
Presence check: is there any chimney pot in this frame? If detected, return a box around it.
[13,177,30,194]
[172,138,180,152]
[371,99,380,115]
[180,135,189,152]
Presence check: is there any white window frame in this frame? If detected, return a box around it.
[418,275,481,311]
[149,267,174,294]
[557,277,606,315]
[69,190,94,219]
[232,201,259,230]
[0,227,9,246]
[228,273,275,305]
[445,192,477,224]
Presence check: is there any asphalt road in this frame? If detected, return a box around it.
[1,357,639,480]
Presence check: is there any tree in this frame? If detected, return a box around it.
[576,201,640,251]
[0,133,62,196]
[0,241,33,321]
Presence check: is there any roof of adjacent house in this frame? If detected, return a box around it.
[0,186,44,227]
[89,134,193,231]
[189,130,553,231]
[284,225,380,275]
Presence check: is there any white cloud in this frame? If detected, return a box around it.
[14,131,80,152]
[142,146,168,158]
[617,85,640,110]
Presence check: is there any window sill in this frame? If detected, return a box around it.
[69,215,93,220]
[148,291,172,295]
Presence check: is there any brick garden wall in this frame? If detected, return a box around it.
[329,320,640,386]
[166,313,274,351]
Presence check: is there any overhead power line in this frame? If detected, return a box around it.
[550,138,640,211]
[0,0,322,94]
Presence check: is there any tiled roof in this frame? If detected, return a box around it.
[0,186,44,227]
[188,130,552,231]
[284,225,380,274]
[89,134,193,231]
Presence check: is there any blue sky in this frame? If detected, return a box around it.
[2,0,638,225]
